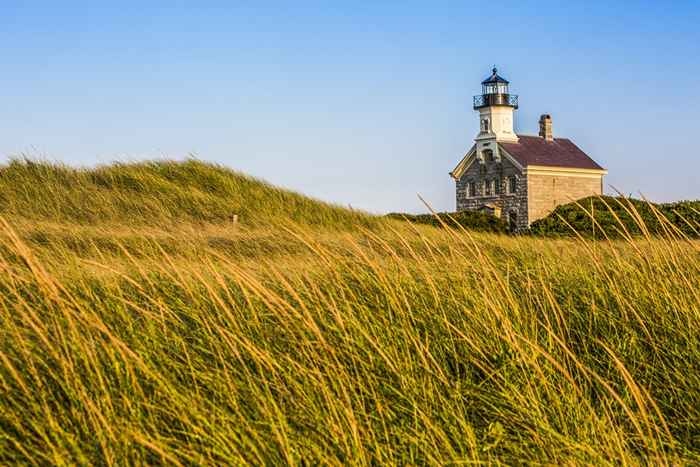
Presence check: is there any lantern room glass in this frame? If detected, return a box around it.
[482,83,509,95]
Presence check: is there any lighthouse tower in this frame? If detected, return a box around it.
[473,68,519,146]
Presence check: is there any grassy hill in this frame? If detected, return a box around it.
[0,158,375,228]
[0,160,699,465]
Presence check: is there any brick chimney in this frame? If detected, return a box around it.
[539,114,553,141]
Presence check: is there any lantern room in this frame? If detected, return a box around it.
[473,67,518,110]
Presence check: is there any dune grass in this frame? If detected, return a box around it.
[0,160,699,464]
[0,158,375,228]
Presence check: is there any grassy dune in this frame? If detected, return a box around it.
[0,158,375,228]
[0,160,699,464]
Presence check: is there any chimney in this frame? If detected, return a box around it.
[539,114,553,141]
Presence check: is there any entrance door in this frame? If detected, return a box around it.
[508,211,518,231]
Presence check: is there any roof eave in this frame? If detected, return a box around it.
[450,144,477,180]
[524,165,607,176]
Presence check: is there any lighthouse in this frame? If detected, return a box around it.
[450,67,606,230]
[473,67,519,144]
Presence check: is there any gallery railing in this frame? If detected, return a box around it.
[473,94,518,109]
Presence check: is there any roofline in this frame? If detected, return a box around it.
[525,165,608,178]
[481,77,509,85]
[451,143,528,179]
[505,135,605,171]
[495,145,525,171]
[451,142,606,179]
[449,144,476,179]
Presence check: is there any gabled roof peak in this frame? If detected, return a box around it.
[450,136,606,179]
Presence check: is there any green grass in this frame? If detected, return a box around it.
[0,158,376,228]
[0,160,699,464]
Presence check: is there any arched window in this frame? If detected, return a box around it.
[483,149,494,162]
[482,119,489,132]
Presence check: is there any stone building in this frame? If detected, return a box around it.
[449,68,607,230]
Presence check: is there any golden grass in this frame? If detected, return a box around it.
[0,213,698,465]
[0,160,698,464]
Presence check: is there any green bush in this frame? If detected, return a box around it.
[529,196,700,238]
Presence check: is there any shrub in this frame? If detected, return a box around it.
[529,196,700,238]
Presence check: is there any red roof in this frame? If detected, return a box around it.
[500,135,604,170]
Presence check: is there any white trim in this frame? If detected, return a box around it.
[525,165,607,179]
[460,154,477,177]
[449,145,477,179]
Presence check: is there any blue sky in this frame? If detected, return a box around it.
[1,1,699,213]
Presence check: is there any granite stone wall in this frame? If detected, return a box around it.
[455,154,528,231]
[455,158,603,231]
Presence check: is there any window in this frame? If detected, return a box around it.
[483,149,494,162]
[495,177,501,195]
[508,176,517,194]
[485,179,492,196]
[468,181,476,198]
[483,119,489,132]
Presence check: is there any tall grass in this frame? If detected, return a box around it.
[0,161,698,464]
[0,158,375,228]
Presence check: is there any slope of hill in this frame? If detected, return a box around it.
[0,158,375,228]
[530,195,700,238]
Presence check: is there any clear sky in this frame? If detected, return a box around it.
[1,1,699,213]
